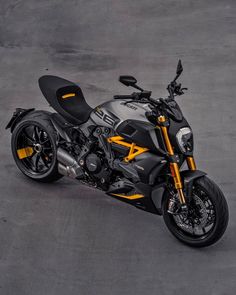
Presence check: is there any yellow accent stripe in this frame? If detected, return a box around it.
[62,93,76,99]
[17,147,34,159]
[107,136,148,162]
[124,146,148,162]
[111,193,144,200]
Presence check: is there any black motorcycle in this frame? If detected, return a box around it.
[6,60,228,247]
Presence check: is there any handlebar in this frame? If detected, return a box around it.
[114,90,152,100]
[113,92,161,106]
[113,88,185,112]
[113,94,134,99]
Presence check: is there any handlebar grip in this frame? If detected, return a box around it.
[149,97,160,104]
[113,95,133,99]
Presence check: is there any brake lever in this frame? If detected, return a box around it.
[175,86,188,96]
[181,87,188,93]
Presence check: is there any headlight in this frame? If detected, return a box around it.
[176,127,193,153]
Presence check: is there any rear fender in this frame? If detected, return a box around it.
[5,108,35,133]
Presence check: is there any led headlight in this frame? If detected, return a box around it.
[176,127,193,153]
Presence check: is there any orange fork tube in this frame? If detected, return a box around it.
[158,116,186,204]
[186,156,196,170]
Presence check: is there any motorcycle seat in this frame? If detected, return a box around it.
[38,75,92,125]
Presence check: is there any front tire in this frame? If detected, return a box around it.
[162,176,229,247]
[11,111,63,182]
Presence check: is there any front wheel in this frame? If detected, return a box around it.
[162,176,229,247]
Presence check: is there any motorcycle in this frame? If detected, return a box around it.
[6,60,229,247]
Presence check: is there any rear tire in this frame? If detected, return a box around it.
[162,176,229,247]
[11,110,63,182]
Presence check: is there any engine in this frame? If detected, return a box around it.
[85,150,111,187]
[85,153,102,174]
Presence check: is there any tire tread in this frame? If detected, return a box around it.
[162,176,229,247]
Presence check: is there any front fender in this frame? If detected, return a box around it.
[151,170,207,215]
[151,182,166,215]
[180,169,207,196]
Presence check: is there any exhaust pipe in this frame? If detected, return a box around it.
[57,147,84,179]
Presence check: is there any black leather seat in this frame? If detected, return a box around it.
[38,75,92,125]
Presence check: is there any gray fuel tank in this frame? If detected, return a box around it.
[90,99,151,130]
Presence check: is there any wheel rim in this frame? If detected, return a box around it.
[172,186,216,238]
[15,124,54,175]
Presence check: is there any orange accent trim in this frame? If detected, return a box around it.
[128,143,135,157]
[187,156,196,170]
[17,147,34,159]
[158,115,186,204]
[177,189,186,204]
[111,193,144,200]
[158,115,166,123]
[170,163,182,189]
[161,126,174,155]
[107,136,148,162]
[158,116,174,155]
[62,93,76,99]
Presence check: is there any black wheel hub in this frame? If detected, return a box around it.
[16,124,54,174]
[172,188,215,236]
[34,143,43,153]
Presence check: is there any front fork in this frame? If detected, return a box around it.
[158,116,196,207]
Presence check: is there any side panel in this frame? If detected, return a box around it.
[117,119,167,154]
[133,153,168,184]
[90,100,167,154]
[90,99,151,129]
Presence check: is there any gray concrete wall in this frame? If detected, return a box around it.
[0,1,236,294]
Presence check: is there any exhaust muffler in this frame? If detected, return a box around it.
[57,147,84,179]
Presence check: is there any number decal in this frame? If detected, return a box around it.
[94,108,117,127]
[95,107,104,119]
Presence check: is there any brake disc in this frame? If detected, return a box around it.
[173,194,209,235]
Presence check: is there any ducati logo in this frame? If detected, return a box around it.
[120,102,137,110]
[134,164,144,171]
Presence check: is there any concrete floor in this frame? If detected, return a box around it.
[0,0,236,294]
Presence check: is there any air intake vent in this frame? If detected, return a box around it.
[122,125,136,136]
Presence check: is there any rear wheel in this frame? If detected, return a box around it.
[11,111,63,182]
[162,176,229,247]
